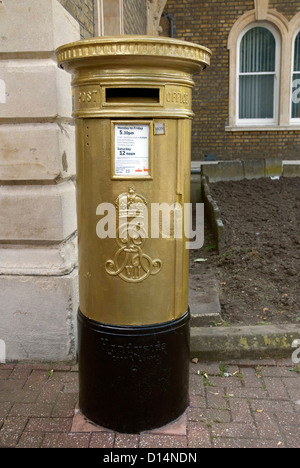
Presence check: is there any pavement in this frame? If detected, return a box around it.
[0,359,299,448]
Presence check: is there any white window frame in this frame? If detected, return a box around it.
[291,29,300,124]
[236,22,281,127]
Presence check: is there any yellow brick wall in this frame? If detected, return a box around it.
[58,0,95,39]
[161,0,300,161]
[123,0,147,34]
[58,0,148,38]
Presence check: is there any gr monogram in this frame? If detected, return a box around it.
[105,186,162,283]
[125,265,142,279]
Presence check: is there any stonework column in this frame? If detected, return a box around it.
[147,0,167,35]
[0,0,80,362]
[95,0,124,36]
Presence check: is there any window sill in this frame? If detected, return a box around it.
[225,125,300,132]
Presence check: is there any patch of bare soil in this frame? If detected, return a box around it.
[190,177,300,326]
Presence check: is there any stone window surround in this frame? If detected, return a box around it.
[291,28,300,125]
[227,4,300,132]
[236,21,281,127]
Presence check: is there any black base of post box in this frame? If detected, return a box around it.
[77,309,190,434]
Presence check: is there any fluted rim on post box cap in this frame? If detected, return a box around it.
[55,35,211,73]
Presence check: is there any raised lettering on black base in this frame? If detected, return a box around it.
[77,309,190,434]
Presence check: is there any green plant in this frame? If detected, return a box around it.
[219,364,228,377]
[206,243,217,252]
[200,371,214,387]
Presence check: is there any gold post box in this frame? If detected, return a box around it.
[56,36,211,433]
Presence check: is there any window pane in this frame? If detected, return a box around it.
[292,73,300,119]
[294,32,300,72]
[240,27,276,73]
[239,74,274,119]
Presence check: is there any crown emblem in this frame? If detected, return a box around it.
[116,186,147,220]
[105,187,162,283]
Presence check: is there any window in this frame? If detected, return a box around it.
[237,24,280,125]
[291,31,300,121]
[228,6,300,130]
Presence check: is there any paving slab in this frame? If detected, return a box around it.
[0,360,299,448]
[189,267,222,327]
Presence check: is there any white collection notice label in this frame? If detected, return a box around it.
[115,124,149,176]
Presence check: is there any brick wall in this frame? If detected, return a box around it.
[269,0,300,21]
[123,0,147,34]
[161,0,300,161]
[58,0,148,38]
[58,0,95,38]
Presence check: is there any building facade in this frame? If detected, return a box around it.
[57,0,160,38]
[1,0,298,363]
[161,0,300,160]
[0,0,167,362]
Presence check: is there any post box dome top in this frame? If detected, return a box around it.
[56,35,211,74]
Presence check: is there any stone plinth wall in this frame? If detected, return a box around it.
[0,0,80,362]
